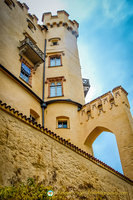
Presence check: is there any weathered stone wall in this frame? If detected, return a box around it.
[0,106,133,200]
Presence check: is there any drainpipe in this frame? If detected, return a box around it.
[41,39,47,127]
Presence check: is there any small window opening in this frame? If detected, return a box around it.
[27,19,36,32]
[58,121,67,128]
[56,116,69,129]
[50,82,62,97]
[53,41,58,46]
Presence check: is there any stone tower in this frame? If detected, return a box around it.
[42,11,87,140]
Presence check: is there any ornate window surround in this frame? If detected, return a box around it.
[45,76,66,98]
[48,54,62,67]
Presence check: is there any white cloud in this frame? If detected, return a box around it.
[78,42,103,103]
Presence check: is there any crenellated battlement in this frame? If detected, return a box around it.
[4,0,47,32]
[42,10,79,38]
[81,86,130,120]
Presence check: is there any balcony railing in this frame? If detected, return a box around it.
[82,78,90,97]
[19,37,44,69]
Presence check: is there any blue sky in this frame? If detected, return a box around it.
[20,0,133,174]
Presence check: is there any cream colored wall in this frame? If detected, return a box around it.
[0,0,45,109]
[0,70,42,123]
[44,102,82,145]
[1,107,133,199]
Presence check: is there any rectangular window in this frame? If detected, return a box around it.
[58,121,67,128]
[50,82,62,97]
[50,56,61,67]
[20,62,31,83]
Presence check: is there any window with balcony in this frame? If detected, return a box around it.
[20,62,31,84]
[20,57,33,85]
[49,55,61,67]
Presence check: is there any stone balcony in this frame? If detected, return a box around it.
[19,37,44,69]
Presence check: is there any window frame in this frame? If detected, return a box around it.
[50,81,62,97]
[56,116,70,129]
[49,55,62,67]
[20,57,33,86]
[46,76,66,98]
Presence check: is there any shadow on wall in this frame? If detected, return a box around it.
[92,132,123,174]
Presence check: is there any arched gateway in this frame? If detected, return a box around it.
[79,86,133,180]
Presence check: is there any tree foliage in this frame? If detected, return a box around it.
[0,178,53,200]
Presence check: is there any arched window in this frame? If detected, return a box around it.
[20,62,31,83]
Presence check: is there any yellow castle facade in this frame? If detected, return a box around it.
[0,0,133,198]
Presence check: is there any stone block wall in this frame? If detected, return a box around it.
[0,103,133,200]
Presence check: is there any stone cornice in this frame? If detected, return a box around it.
[0,100,132,185]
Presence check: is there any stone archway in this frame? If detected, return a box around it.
[84,126,112,150]
[79,87,133,179]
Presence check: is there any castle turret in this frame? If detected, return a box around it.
[42,10,85,105]
[42,11,85,142]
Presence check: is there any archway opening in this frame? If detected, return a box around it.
[92,131,123,174]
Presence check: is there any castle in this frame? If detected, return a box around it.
[0,0,133,199]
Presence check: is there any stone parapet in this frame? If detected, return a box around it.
[82,86,130,120]
[42,10,79,38]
